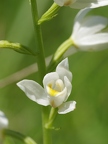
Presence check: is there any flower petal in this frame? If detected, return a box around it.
[17,80,49,106]
[72,8,91,37]
[48,87,67,108]
[43,72,59,88]
[77,33,108,51]
[70,0,108,9]
[0,111,8,130]
[78,16,108,37]
[56,58,72,82]
[58,101,76,114]
[54,0,76,6]
[64,76,72,101]
[54,0,65,6]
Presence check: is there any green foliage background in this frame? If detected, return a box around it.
[0,0,108,144]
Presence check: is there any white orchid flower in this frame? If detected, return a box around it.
[54,0,108,9]
[0,111,8,143]
[71,8,108,51]
[17,58,76,114]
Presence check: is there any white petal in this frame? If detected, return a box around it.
[72,8,91,37]
[54,0,76,6]
[77,33,108,51]
[55,79,64,91]
[57,58,69,70]
[54,0,65,6]
[48,87,67,108]
[64,76,72,101]
[70,0,108,9]
[0,111,8,130]
[70,2,91,9]
[58,101,76,114]
[17,80,49,106]
[43,72,59,88]
[56,58,72,82]
[78,16,108,37]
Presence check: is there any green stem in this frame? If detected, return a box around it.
[42,108,58,143]
[30,0,51,144]
[42,107,52,144]
[3,129,37,144]
[30,0,46,82]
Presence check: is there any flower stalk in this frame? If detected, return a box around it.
[53,38,74,61]
[47,38,73,72]
[45,108,58,129]
[42,107,52,144]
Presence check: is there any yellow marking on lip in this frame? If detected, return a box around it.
[47,86,59,96]
[47,84,60,96]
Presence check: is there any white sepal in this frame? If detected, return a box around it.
[58,101,76,114]
[56,58,72,82]
[17,80,49,106]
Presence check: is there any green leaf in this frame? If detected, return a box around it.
[0,40,37,56]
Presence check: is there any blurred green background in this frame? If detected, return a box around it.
[0,0,108,144]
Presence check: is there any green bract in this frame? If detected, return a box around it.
[0,40,36,56]
[38,3,60,25]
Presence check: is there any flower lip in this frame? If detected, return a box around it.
[46,79,64,97]
[46,84,60,96]
[48,86,67,107]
